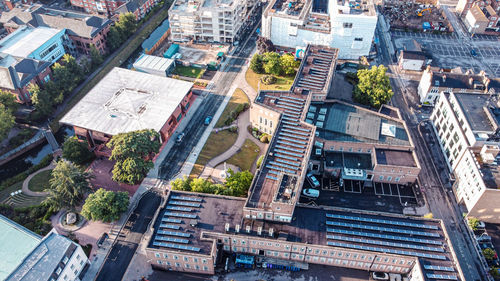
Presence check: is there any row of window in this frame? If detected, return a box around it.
[156,260,209,271]
[153,252,208,264]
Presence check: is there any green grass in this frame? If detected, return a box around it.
[190,130,238,178]
[0,182,46,207]
[245,69,295,92]
[28,169,52,192]
[50,7,170,132]
[226,139,261,172]
[173,65,205,78]
[215,88,249,128]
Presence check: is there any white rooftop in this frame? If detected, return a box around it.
[133,54,174,73]
[60,67,193,136]
[0,26,62,58]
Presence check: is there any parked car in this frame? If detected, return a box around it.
[204,116,213,125]
[372,272,389,280]
[176,132,185,143]
[307,173,320,188]
[302,188,319,198]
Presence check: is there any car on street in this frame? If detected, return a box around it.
[204,116,213,125]
[176,132,185,143]
[302,188,319,198]
[471,49,478,57]
[307,173,320,188]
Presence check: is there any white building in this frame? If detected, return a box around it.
[1,215,90,281]
[261,0,377,59]
[430,91,500,223]
[133,54,175,77]
[168,0,259,44]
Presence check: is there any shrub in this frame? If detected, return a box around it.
[468,217,480,231]
[483,248,497,260]
[260,134,271,143]
[256,155,264,169]
[261,75,277,85]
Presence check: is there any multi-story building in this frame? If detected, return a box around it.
[430,91,500,222]
[168,0,259,44]
[60,67,194,156]
[456,0,500,33]
[70,0,125,15]
[0,54,51,103]
[0,5,112,55]
[1,215,90,281]
[115,0,159,20]
[261,0,377,59]
[417,67,499,105]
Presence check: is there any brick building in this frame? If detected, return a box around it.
[70,0,125,15]
[457,0,500,33]
[59,67,194,157]
[115,0,159,20]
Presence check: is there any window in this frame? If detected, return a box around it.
[387,176,392,181]
[175,262,180,267]
[193,258,198,263]
[157,260,163,264]
[203,266,208,271]
[343,22,353,28]
[70,264,75,270]
[174,255,179,260]
[379,175,384,180]
[260,116,263,124]
[39,43,58,58]
[56,267,62,275]
[74,270,78,275]
[163,253,169,258]
[176,113,182,121]
[63,275,68,281]
[155,253,161,258]
[185,264,190,268]
[184,257,189,262]
[76,254,81,260]
[354,37,363,41]
[63,256,69,264]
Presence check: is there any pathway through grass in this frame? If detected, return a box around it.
[226,139,261,172]
[28,169,52,192]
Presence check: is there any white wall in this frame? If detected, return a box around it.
[453,149,486,211]
[57,246,89,281]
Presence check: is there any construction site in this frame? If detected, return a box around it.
[382,0,453,33]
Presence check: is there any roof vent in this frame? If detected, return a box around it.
[235,224,240,233]
[225,223,230,232]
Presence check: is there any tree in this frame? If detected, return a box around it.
[250,54,264,74]
[171,176,192,191]
[353,65,393,108]
[224,169,253,197]
[62,136,94,165]
[107,26,123,51]
[30,84,53,116]
[0,104,15,141]
[483,248,497,260]
[256,36,275,54]
[107,13,137,52]
[263,52,281,76]
[81,188,129,222]
[89,44,103,69]
[107,129,160,184]
[0,90,18,112]
[45,160,93,210]
[468,217,480,231]
[279,53,300,76]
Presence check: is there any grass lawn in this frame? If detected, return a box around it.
[226,139,261,172]
[28,169,53,192]
[215,88,249,128]
[173,65,205,79]
[0,182,46,207]
[245,69,295,92]
[50,7,170,132]
[190,130,238,178]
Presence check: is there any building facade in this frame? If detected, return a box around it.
[261,0,377,59]
[115,0,159,20]
[168,0,259,44]
[457,0,500,33]
[70,0,125,15]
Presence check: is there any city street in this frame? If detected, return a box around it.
[376,12,486,281]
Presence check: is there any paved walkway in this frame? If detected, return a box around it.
[21,163,54,196]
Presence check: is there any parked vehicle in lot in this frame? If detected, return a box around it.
[176,132,185,143]
[307,173,320,188]
[302,188,319,198]
[204,116,213,125]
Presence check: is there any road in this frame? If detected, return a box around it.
[95,191,162,281]
[375,13,486,281]
[157,11,261,180]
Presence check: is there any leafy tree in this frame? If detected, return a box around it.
[224,169,253,197]
[171,176,192,191]
[250,54,264,74]
[81,188,129,222]
[0,104,15,141]
[263,52,281,76]
[353,65,393,108]
[107,129,160,184]
[30,84,53,116]
[62,136,94,165]
[107,26,123,51]
[107,13,137,52]
[468,217,480,231]
[490,267,500,279]
[89,44,103,69]
[256,36,275,54]
[0,90,18,111]
[483,248,496,260]
[279,53,300,76]
[45,160,93,211]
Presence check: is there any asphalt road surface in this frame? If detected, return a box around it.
[157,16,261,180]
[376,14,486,281]
[95,191,162,281]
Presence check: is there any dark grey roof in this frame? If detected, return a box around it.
[401,51,426,61]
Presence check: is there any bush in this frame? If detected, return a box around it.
[0,203,53,235]
[223,102,249,126]
[8,128,34,147]
[261,75,277,85]
[260,134,271,143]
[256,155,264,169]
[468,217,480,231]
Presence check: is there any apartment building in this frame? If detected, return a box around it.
[115,0,159,20]
[168,0,259,44]
[417,67,498,105]
[457,0,500,33]
[70,0,125,15]
[0,5,112,55]
[261,0,377,59]
[1,215,90,281]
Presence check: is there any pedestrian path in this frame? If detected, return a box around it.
[21,163,55,196]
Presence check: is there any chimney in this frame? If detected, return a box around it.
[442,75,446,83]
[246,225,251,233]
[269,228,274,237]
[257,226,262,235]
[225,223,230,232]
[235,224,240,233]
[469,77,474,86]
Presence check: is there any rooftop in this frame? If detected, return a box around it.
[454,93,495,132]
[0,26,63,58]
[133,54,175,73]
[170,0,238,13]
[7,231,77,281]
[60,67,193,136]
[0,54,51,90]
[470,4,488,22]
[141,20,169,51]
[375,149,417,168]
[265,0,375,20]
[430,71,488,91]
[0,215,41,280]
[148,192,246,254]
[313,102,411,147]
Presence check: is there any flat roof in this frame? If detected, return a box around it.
[470,4,488,22]
[0,26,62,58]
[0,215,41,280]
[314,102,411,147]
[133,54,175,72]
[148,192,246,254]
[60,67,193,136]
[142,19,169,51]
[376,149,417,168]
[454,93,495,132]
